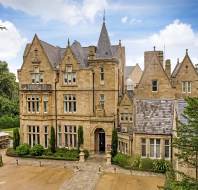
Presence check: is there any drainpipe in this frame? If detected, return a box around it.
[92,70,95,114]
[55,71,59,148]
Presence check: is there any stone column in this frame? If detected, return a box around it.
[79,147,85,162]
[106,151,111,166]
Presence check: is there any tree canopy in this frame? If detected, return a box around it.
[0,61,19,115]
[0,61,19,129]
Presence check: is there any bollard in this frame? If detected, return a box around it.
[39,161,42,167]
[114,167,116,173]
[99,166,101,172]
[16,159,19,166]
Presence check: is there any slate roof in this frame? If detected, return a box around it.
[96,22,113,59]
[23,22,119,69]
[134,100,174,135]
[124,66,135,80]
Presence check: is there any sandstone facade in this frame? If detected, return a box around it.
[18,19,198,175]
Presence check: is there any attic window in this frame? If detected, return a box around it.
[152,80,158,92]
[105,52,108,55]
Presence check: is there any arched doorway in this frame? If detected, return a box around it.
[94,128,105,153]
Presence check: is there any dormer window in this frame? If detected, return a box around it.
[152,80,158,92]
[64,66,76,85]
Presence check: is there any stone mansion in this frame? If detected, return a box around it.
[18,20,198,165]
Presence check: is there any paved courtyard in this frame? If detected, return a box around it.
[0,150,165,190]
[0,150,73,190]
[95,173,165,190]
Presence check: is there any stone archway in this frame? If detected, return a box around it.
[94,128,105,153]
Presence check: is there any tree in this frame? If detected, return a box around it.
[13,128,20,149]
[50,127,56,153]
[0,61,19,130]
[166,97,198,189]
[78,126,84,150]
[111,128,118,157]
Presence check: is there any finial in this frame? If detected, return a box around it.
[119,40,121,46]
[67,38,70,47]
[186,49,188,54]
[153,46,156,51]
[177,58,179,63]
[103,9,106,23]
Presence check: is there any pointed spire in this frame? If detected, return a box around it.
[186,49,188,55]
[96,17,112,59]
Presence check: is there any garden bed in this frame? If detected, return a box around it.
[112,153,171,173]
[6,145,89,161]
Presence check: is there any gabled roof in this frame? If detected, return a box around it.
[23,30,120,69]
[119,91,133,106]
[171,51,198,78]
[96,22,113,59]
[138,52,172,88]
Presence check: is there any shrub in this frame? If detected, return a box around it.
[64,149,79,160]
[43,148,53,156]
[153,159,170,173]
[83,149,89,159]
[111,128,118,157]
[112,153,132,168]
[54,148,79,160]
[139,158,153,171]
[30,144,44,156]
[13,128,20,149]
[50,127,56,153]
[16,144,30,156]
[131,155,141,168]
[78,126,84,149]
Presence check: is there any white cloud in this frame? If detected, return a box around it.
[0,20,27,60]
[123,19,198,70]
[121,16,128,23]
[121,16,142,25]
[0,0,108,25]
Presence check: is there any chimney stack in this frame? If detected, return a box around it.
[165,59,171,78]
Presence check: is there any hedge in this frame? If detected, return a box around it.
[112,153,171,173]
[6,146,90,161]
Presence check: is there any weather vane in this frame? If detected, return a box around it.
[103,9,106,23]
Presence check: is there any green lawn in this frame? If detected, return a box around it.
[0,127,16,137]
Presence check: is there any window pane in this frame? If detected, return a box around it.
[74,134,77,148]
[70,134,72,146]
[150,139,154,157]
[65,134,68,147]
[156,139,160,158]
[44,134,48,148]
[141,139,146,157]
[29,134,31,146]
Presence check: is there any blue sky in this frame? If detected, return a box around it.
[0,0,198,74]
